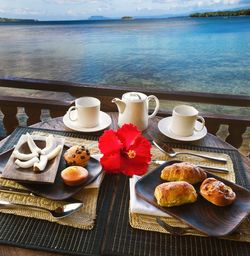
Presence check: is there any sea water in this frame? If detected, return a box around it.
[0,17,250,95]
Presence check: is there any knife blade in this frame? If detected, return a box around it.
[0,185,35,196]
[152,160,229,173]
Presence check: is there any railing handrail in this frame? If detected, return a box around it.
[0,76,249,149]
[0,76,250,107]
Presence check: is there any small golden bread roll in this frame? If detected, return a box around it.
[200,178,236,206]
[64,145,90,167]
[154,181,197,207]
[161,162,207,184]
[61,166,89,186]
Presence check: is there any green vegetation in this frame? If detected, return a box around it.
[190,9,250,17]
[0,17,37,23]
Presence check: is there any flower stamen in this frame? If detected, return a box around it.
[127,150,136,159]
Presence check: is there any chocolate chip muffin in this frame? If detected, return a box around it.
[63,145,90,167]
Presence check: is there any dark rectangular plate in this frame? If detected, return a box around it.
[0,145,103,200]
[135,160,250,237]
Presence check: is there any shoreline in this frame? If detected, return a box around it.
[0,15,249,25]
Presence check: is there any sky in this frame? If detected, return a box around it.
[0,0,250,20]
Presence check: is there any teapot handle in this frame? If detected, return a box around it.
[147,95,160,119]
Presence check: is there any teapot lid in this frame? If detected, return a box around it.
[122,92,147,102]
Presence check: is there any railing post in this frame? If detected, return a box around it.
[25,108,42,126]
[227,124,247,149]
[1,106,19,135]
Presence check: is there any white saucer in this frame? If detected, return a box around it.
[63,110,111,132]
[158,116,207,141]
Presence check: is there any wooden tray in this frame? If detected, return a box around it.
[135,160,250,237]
[0,140,103,200]
[1,135,64,184]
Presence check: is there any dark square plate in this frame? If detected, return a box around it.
[1,135,64,184]
[0,143,102,200]
[135,160,250,236]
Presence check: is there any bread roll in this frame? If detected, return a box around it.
[154,181,197,207]
[200,178,236,206]
[161,162,207,184]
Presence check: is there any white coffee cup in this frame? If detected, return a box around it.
[68,97,100,128]
[170,105,205,137]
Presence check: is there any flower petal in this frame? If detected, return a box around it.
[99,129,123,155]
[117,124,141,150]
[98,124,151,176]
[120,157,148,176]
[129,136,151,163]
[100,152,121,174]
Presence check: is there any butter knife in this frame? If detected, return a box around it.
[0,185,81,203]
[153,160,229,173]
[0,185,35,196]
[156,217,185,236]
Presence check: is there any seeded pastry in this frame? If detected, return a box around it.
[200,178,236,206]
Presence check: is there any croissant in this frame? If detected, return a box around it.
[154,181,197,207]
[200,178,236,206]
[161,162,207,184]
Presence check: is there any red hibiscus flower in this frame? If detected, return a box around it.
[98,124,151,176]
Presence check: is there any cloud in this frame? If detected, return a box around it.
[150,0,245,13]
[49,0,87,3]
[152,0,242,6]
[46,0,107,4]
[153,0,240,3]
[239,0,250,3]
[136,7,152,11]
[13,8,40,15]
[0,7,40,16]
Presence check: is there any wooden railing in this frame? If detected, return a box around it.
[0,77,250,149]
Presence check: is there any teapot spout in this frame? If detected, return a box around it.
[112,98,126,114]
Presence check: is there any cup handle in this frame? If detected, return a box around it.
[194,116,205,132]
[147,95,160,119]
[68,106,78,121]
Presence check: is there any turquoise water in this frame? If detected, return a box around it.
[0,17,250,95]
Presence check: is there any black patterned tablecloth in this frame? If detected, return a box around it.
[0,126,249,256]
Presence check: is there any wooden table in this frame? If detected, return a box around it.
[0,113,249,256]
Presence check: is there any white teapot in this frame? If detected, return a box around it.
[112,92,160,131]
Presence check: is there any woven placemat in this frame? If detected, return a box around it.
[103,145,250,256]
[0,126,114,255]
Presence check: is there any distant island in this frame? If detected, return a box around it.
[190,9,250,17]
[121,16,133,20]
[88,15,134,21]
[88,16,111,21]
[0,17,38,23]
